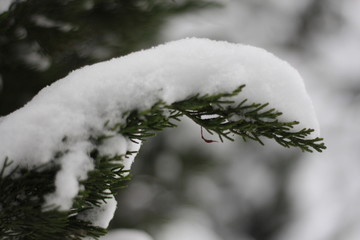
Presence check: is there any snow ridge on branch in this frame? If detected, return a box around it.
[0,38,325,239]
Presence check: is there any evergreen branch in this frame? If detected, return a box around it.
[0,85,326,239]
[170,85,326,152]
[111,84,325,152]
[76,150,131,208]
[0,161,106,239]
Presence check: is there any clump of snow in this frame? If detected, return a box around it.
[0,38,319,225]
[98,134,141,172]
[44,142,94,210]
[77,192,117,228]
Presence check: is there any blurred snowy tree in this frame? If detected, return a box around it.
[115,1,360,240]
[0,0,216,115]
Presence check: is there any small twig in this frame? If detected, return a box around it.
[201,127,218,143]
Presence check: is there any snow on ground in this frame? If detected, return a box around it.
[0,38,319,226]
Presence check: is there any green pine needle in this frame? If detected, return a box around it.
[0,84,326,239]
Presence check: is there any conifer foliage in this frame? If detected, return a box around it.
[0,2,326,240]
[0,84,325,239]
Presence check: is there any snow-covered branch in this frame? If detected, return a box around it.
[0,38,325,239]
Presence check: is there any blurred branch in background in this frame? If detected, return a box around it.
[151,1,360,240]
[0,0,218,116]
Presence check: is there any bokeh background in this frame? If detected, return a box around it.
[1,1,360,240]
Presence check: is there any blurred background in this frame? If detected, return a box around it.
[1,0,359,239]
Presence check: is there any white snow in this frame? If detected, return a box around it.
[44,142,94,210]
[77,192,117,228]
[98,135,141,173]
[0,38,319,226]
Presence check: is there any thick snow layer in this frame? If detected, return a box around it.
[0,38,319,223]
